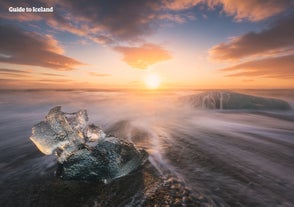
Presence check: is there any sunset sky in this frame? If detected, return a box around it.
[0,0,293,90]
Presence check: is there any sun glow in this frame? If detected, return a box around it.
[144,73,160,89]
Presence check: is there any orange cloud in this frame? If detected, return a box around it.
[208,0,291,21]
[210,14,294,79]
[164,0,291,21]
[0,25,83,70]
[163,0,202,11]
[210,14,294,61]
[40,73,65,77]
[0,68,31,74]
[0,68,32,80]
[88,72,111,77]
[114,43,171,69]
[36,79,72,83]
[0,78,75,90]
[219,54,294,78]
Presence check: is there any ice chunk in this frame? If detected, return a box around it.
[181,91,292,110]
[85,124,106,142]
[64,109,88,133]
[60,136,148,183]
[30,106,87,162]
[30,106,148,183]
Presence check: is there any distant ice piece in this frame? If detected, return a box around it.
[30,106,148,183]
[181,91,292,110]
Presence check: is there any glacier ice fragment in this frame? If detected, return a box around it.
[30,106,148,183]
[181,91,292,110]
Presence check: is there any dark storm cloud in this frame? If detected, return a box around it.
[220,54,294,78]
[0,25,83,70]
[210,14,294,61]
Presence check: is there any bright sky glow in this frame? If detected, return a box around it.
[0,1,293,89]
[144,74,161,89]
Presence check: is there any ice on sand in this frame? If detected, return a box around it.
[30,106,148,183]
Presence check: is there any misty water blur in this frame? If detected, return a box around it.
[0,89,293,206]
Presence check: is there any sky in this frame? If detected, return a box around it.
[0,0,293,90]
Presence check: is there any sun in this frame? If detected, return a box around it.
[144,73,160,89]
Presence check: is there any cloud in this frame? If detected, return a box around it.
[164,0,292,21]
[158,13,196,24]
[210,14,294,79]
[67,0,163,41]
[0,0,166,44]
[0,78,74,89]
[0,25,83,70]
[40,73,66,77]
[0,69,68,80]
[89,72,111,77]
[37,79,72,83]
[0,68,32,78]
[0,0,47,21]
[163,0,202,11]
[114,43,171,69]
[219,54,294,78]
[47,1,197,42]
[242,79,254,82]
[3,0,162,43]
[1,0,291,48]
[208,0,292,22]
[0,68,31,74]
[210,14,294,61]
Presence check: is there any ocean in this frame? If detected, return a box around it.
[0,89,293,207]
